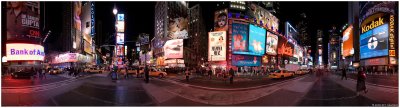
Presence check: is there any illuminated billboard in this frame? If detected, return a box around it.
[116,45,124,56]
[232,55,261,66]
[116,33,124,44]
[164,39,183,59]
[168,17,188,39]
[117,14,124,21]
[231,22,249,54]
[248,24,266,56]
[214,9,228,31]
[266,32,278,55]
[7,2,41,42]
[117,21,125,32]
[360,13,390,60]
[360,24,388,59]
[246,3,279,31]
[6,43,45,61]
[342,25,354,57]
[277,36,294,57]
[208,31,227,61]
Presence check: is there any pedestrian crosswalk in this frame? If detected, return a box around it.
[57,73,77,79]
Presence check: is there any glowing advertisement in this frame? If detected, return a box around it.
[246,3,279,31]
[7,2,41,42]
[6,43,45,61]
[232,55,261,66]
[164,39,183,59]
[214,9,228,31]
[116,33,124,44]
[266,32,278,55]
[117,14,124,21]
[231,23,249,54]
[116,45,124,56]
[248,24,266,56]
[342,25,354,57]
[117,21,125,32]
[208,31,227,61]
[360,14,389,59]
[277,36,294,57]
[168,17,188,39]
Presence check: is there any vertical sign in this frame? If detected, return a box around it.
[91,2,95,37]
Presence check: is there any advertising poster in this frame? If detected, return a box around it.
[214,9,228,31]
[342,25,354,57]
[117,33,124,44]
[84,40,92,54]
[168,17,188,39]
[74,1,82,32]
[285,22,297,39]
[359,2,396,25]
[231,22,249,54]
[248,24,266,56]
[164,39,183,59]
[117,21,125,32]
[360,24,389,59]
[208,31,227,61]
[232,55,261,66]
[360,13,390,59]
[7,1,41,42]
[6,43,45,61]
[277,36,294,57]
[246,3,279,31]
[116,45,124,56]
[266,32,278,55]
[117,14,124,21]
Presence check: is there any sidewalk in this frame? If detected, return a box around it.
[2,75,69,88]
[332,72,398,88]
[329,74,398,104]
[142,74,316,105]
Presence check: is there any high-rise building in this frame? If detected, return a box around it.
[315,29,324,67]
[188,4,207,67]
[296,13,310,46]
[328,26,341,69]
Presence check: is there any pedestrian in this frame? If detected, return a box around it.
[229,68,234,84]
[185,68,190,82]
[356,67,368,96]
[42,68,47,79]
[124,67,129,79]
[144,66,149,83]
[341,68,347,80]
[208,69,212,80]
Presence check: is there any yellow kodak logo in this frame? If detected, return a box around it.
[362,17,384,33]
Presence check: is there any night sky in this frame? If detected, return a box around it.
[44,1,348,64]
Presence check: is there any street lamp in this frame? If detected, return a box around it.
[113,8,118,15]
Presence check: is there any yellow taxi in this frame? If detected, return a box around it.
[295,69,310,75]
[149,68,167,78]
[269,69,295,79]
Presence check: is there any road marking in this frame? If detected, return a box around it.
[303,95,358,101]
[51,97,59,106]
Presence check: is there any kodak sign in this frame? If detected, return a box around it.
[362,17,384,33]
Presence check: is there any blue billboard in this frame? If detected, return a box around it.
[360,24,388,59]
[232,23,249,54]
[248,24,266,56]
[232,55,261,66]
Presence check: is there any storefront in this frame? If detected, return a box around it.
[50,53,93,69]
[4,43,45,73]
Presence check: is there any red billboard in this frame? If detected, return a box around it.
[277,36,294,57]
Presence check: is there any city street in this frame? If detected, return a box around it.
[1,1,398,107]
[2,70,397,106]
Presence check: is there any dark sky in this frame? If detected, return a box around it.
[44,1,348,64]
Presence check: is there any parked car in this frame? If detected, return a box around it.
[84,68,103,73]
[11,69,34,79]
[49,68,63,74]
[269,69,295,79]
[295,69,310,75]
